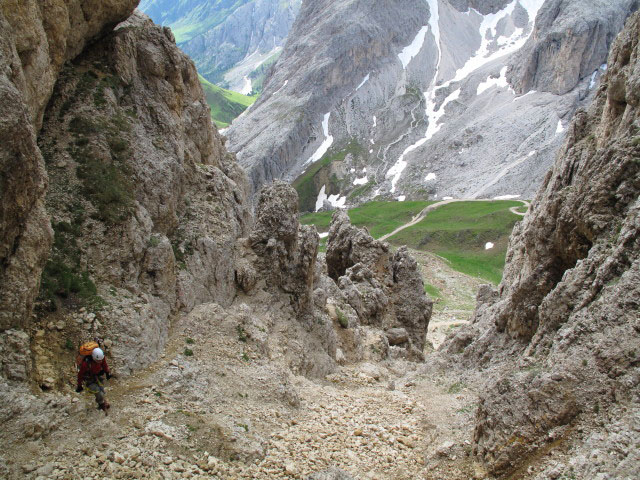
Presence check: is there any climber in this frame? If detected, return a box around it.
[76,347,113,414]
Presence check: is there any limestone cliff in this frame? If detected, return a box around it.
[509,0,638,95]
[0,0,139,375]
[36,10,251,377]
[445,11,640,478]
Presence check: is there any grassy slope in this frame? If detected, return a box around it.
[300,201,434,252]
[198,75,257,128]
[293,140,363,213]
[301,200,523,284]
[389,201,522,284]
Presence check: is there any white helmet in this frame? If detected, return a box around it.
[91,348,104,362]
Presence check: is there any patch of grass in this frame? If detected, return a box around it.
[515,205,528,214]
[236,325,248,342]
[148,236,160,248]
[348,201,434,239]
[293,140,364,213]
[169,2,250,43]
[300,200,433,239]
[183,348,194,357]
[447,381,466,394]
[199,75,257,127]
[236,423,249,432]
[39,222,105,311]
[390,201,522,284]
[248,52,281,95]
[300,211,333,232]
[348,181,376,200]
[336,308,348,328]
[185,338,195,345]
[68,113,134,224]
[424,283,442,299]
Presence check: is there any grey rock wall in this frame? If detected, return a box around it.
[36,11,251,376]
[508,0,639,95]
[228,0,636,210]
[226,0,429,194]
[0,0,139,368]
[181,0,301,86]
[444,11,640,477]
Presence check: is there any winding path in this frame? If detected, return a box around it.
[378,198,529,242]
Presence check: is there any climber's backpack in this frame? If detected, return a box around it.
[76,341,99,369]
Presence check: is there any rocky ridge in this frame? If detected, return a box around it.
[227,0,638,208]
[444,11,640,478]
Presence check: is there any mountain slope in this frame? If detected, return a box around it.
[199,75,257,127]
[139,0,301,93]
[137,0,252,43]
[226,0,637,209]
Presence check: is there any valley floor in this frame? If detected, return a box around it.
[6,255,486,480]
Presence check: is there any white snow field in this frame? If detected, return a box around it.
[315,185,346,212]
[305,113,334,165]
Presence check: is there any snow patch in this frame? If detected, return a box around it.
[272,79,288,96]
[556,120,565,134]
[369,149,373,154]
[449,0,544,86]
[353,176,368,186]
[356,74,370,91]
[319,232,329,239]
[398,0,440,69]
[239,76,252,95]
[315,185,346,212]
[398,26,429,69]
[397,195,406,202]
[425,173,437,181]
[424,88,460,141]
[373,116,377,128]
[528,150,536,157]
[485,242,494,250]
[493,194,521,200]
[305,113,334,165]
[386,156,407,194]
[514,90,537,101]
[443,196,453,200]
[477,66,513,95]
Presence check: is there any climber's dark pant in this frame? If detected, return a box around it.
[86,381,105,406]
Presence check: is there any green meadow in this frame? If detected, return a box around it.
[301,200,523,284]
[199,75,258,128]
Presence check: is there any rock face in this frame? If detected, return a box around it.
[227,0,637,209]
[37,10,251,375]
[509,0,638,95]
[444,11,640,478]
[246,180,318,314]
[139,0,302,93]
[0,0,139,368]
[325,211,433,356]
